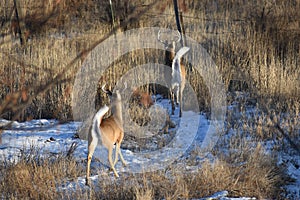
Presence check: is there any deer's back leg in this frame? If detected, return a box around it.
[108,146,119,177]
[86,138,98,186]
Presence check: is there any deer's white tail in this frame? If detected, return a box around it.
[86,105,109,186]
[91,105,109,140]
[171,46,190,116]
[172,46,190,85]
[175,47,190,60]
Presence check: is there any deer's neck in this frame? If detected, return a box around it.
[165,42,176,67]
[112,100,123,128]
[166,49,175,67]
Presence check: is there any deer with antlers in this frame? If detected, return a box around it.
[86,85,126,186]
[158,30,190,117]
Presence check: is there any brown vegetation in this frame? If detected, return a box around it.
[0,0,299,199]
[0,0,299,121]
[0,143,287,199]
[0,144,84,199]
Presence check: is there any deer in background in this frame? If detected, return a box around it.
[158,30,190,117]
[86,84,126,186]
[132,88,154,109]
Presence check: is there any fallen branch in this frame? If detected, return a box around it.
[274,123,300,154]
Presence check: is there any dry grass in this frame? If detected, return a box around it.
[88,144,286,199]
[0,144,84,199]
[0,141,290,199]
[208,143,286,198]
[0,0,299,199]
[0,0,299,121]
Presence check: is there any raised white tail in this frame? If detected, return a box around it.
[171,47,190,117]
[90,105,109,144]
[175,47,190,60]
[172,47,190,85]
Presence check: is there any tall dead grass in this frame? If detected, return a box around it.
[0,138,290,199]
[1,0,299,121]
[0,1,298,199]
[0,144,84,199]
[208,143,286,198]
[88,143,286,199]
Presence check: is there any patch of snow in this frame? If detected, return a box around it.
[196,190,256,200]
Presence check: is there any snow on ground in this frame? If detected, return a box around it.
[0,97,299,199]
[279,153,300,199]
[0,119,85,162]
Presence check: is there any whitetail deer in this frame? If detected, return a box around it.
[158,30,189,117]
[10,19,20,39]
[132,88,154,109]
[86,85,126,186]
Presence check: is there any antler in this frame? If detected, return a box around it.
[157,30,181,45]
[157,30,167,45]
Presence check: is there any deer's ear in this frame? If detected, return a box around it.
[132,87,139,94]
[102,84,113,97]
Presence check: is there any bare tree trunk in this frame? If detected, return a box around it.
[173,0,183,46]
[13,0,24,45]
[179,11,186,46]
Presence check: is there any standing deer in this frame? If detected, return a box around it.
[158,30,189,117]
[86,85,126,186]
